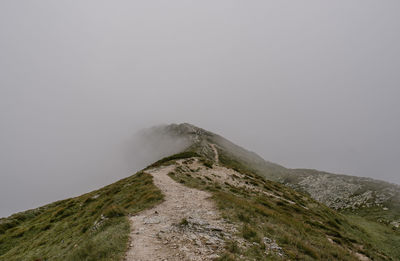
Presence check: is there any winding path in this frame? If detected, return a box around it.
[125,163,231,261]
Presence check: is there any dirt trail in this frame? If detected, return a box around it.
[210,144,219,163]
[125,164,234,261]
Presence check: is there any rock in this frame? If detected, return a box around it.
[263,237,284,256]
[390,220,400,228]
[263,237,272,244]
[189,218,209,226]
[144,216,162,224]
[180,246,189,252]
[206,225,223,232]
[270,242,282,251]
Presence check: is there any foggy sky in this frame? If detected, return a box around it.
[1,1,400,217]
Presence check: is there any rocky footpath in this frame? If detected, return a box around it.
[125,165,238,261]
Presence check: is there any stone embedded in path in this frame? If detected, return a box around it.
[143,216,163,224]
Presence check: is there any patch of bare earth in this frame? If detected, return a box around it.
[125,164,237,261]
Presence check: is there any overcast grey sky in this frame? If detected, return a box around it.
[1,1,400,217]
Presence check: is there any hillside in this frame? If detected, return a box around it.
[0,172,163,260]
[0,123,399,260]
[143,151,398,260]
[159,124,400,223]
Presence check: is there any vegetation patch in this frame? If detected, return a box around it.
[147,151,200,168]
[0,172,163,261]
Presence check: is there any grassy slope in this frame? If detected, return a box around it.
[342,214,400,259]
[160,151,399,260]
[1,138,399,260]
[0,172,163,261]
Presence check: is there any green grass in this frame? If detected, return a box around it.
[0,172,163,261]
[342,214,400,259]
[343,204,400,225]
[169,156,397,260]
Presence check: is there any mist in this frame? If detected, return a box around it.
[1,1,400,217]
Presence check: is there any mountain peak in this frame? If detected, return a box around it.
[163,123,213,139]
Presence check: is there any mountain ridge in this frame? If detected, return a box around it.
[0,123,399,260]
[153,123,399,212]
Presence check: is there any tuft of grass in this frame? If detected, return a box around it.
[200,159,213,168]
[241,225,258,241]
[103,205,126,218]
[179,218,189,226]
